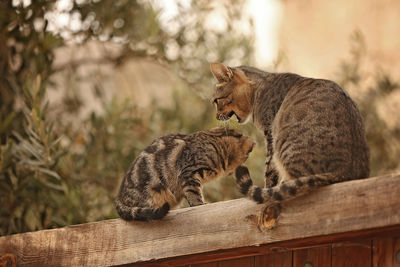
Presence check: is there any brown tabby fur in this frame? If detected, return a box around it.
[210,63,370,205]
[115,127,255,221]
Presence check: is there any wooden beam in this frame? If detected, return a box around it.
[0,173,399,267]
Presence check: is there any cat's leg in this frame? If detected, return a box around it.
[180,173,205,207]
[149,181,179,207]
[264,131,279,188]
[184,187,205,207]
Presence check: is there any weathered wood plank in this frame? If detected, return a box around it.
[332,240,371,267]
[0,173,399,267]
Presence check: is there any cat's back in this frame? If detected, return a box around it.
[280,77,354,123]
[278,77,360,132]
[272,76,369,180]
[175,131,222,171]
[122,133,188,191]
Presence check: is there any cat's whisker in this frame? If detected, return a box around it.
[223,121,228,135]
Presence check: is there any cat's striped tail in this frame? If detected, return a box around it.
[235,165,343,204]
[115,201,170,221]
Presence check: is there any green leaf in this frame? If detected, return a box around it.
[0,112,16,134]
[36,167,62,181]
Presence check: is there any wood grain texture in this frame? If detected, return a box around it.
[332,240,371,267]
[373,236,400,267]
[0,174,399,267]
[255,251,292,267]
[293,246,331,267]
[218,256,255,267]
[190,262,218,267]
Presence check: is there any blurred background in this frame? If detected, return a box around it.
[1,0,399,235]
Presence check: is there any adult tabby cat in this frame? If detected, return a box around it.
[115,127,255,221]
[210,62,369,205]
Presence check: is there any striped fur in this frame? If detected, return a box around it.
[236,165,342,205]
[211,63,370,204]
[115,127,255,221]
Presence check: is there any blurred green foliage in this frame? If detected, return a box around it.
[0,0,256,235]
[1,1,399,236]
[336,31,400,176]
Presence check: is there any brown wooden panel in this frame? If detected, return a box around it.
[219,256,255,267]
[332,240,371,267]
[293,246,331,267]
[255,251,292,267]
[373,236,400,267]
[394,237,400,267]
[190,262,218,267]
[126,263,167,267]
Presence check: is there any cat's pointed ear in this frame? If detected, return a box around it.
[210,62,233,82]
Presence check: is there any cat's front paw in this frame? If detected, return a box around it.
[188,201,206,207]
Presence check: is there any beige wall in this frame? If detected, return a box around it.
[278,0,400,81]
[276,0,400,128]
[49,41,178,120]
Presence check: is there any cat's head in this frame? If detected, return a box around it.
[208,127,255,172]
[210,62,254,124]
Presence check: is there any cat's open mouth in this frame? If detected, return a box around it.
[220,111,235,121]
[231,111,243,123]
[220,111,242,122]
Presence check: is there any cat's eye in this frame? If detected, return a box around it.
[212,95,232,106]
[213,97,225,105]
[212,97,223,105]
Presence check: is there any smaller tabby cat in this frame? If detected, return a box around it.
[115,127,255,221]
